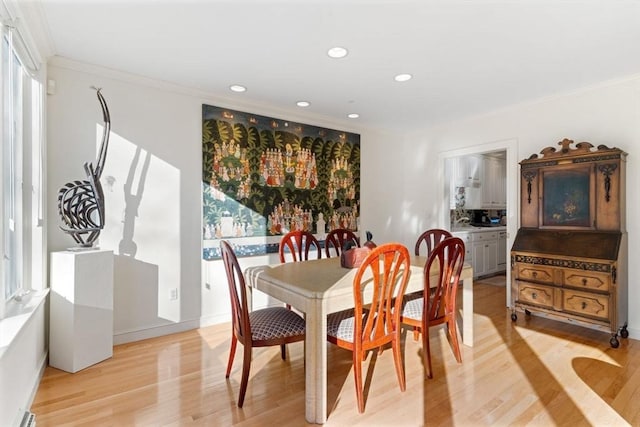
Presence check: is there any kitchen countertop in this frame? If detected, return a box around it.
[451,225,507,232]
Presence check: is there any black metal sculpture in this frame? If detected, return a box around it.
[57,87,111,247]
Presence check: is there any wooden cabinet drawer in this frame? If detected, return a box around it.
[563,290,609,320]
[517,282,555,309]
[516,264,555,285]
[563,270,610,293]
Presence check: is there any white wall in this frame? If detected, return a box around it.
[47,60,201,342]
[46,57,395,341]
[400,75,640,339]
[0,297,48,427]
[46,57,640,352]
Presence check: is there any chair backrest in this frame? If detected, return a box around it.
[279,230,321,263]
[220,240,251,345]
[414,228,453,256]
[424,237,465,322]
[353,243,411,350]
[325,228,360,258]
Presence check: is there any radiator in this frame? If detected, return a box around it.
[19,411,36,427]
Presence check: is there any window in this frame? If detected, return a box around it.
[0,18,44,319]
[3,34,24,302]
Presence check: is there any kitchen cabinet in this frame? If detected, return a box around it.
[453,155,482,187]
[448,155,483,209]
[497,230,507,272]
[451,231,473,266]
[453,228,505,278]
[481,155,506,209]
[471,230,498,278]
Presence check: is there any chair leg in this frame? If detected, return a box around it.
[237,344,252,408]
[226,334,238,378]
[448,317,462,363]
[353,350,365,413]
[423,327,433,379]
[392,331,406,391]
[280,343,286,360]
[413,326,420,342]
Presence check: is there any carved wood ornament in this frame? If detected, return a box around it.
[524,138,620,161]
[598,164,618,202]
[521,138,624,206]
[522,171,537,204]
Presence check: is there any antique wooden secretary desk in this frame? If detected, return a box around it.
[510,138,628,347]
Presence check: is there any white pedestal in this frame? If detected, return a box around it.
[49,249,114,373]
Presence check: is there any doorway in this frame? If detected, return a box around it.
[438,139,518,307]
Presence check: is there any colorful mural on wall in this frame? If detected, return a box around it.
[202,104,361,259]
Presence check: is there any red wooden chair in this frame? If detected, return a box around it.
[326,243,411,413]
[221,240,306,407]
[401,237,465,379]
[414,228,452,256]
[279,230,321,263]
[324,228,360,258]
[279,230,322,309]
[408,229,454,339]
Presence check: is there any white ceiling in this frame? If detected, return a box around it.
[31,0,640,132]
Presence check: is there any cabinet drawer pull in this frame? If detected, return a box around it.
[582,278,588,286]
[532,272,538,278]
[582,301,587,309]
[531,292,537,299]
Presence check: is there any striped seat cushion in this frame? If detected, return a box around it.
[249,307,306,341]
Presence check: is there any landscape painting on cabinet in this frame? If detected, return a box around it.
[202,104,361,259]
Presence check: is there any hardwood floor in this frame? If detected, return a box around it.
[31,280,639,426]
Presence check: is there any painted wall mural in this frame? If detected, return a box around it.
[202,104,361,259]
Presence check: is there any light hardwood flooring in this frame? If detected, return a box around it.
[32,280,639,426]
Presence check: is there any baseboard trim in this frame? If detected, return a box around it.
[113,320,200,345]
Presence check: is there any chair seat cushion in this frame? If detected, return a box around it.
[327,309,371,342]
[249,307,305,341]
[327,309,357,342]
[402,295,424,321]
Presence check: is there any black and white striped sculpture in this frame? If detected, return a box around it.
[57,88,111,247]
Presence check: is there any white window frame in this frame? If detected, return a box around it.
[0,14,45,320]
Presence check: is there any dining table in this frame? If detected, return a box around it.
[244,255,473,424]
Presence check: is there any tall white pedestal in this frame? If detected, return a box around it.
[49,249,114,373]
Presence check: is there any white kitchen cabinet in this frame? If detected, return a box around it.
[497,230,507,272]
[481,155,506,209]
[453,155,482,187]
[448,155,483,209]
[471,231,498,277]
[451,231,473,265]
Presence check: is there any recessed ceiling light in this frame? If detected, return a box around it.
[394,73,412,82]
[347,113,359,119]
[327,46,348,58]
[229,84,247,93]
[296,101,310,107]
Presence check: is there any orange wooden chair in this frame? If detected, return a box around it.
[324,228,360,258]
[279,230,322,263]
[414,228,452,256]
[401,237,465,379]
[220,240,306,407]
[326,243,411,413]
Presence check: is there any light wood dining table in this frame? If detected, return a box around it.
[244,255,473,424]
